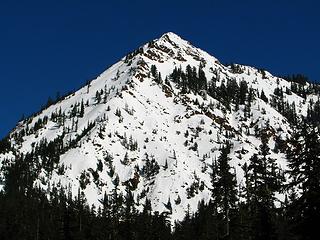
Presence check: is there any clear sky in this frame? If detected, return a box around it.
[1,0,319,138]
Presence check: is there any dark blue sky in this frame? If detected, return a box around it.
[1,0,319,138]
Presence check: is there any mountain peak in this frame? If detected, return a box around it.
[136,32,218,68]
[1,31,311,225]
[160,31,179,38]
[155,31,190,48]
[159,31,184,41]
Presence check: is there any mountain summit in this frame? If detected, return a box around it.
[0,32,317,223]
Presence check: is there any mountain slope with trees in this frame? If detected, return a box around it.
[0,32,319,239]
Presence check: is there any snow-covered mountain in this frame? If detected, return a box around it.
[0,32,317,223]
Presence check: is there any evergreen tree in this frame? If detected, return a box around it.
[215,143,238,239]
[198,67,207,91]
[245,130,284,240]
[151,65,158,78]
[286,124,320,240]
[79,99,85,117]
[239,80,248,105]
[260,90,268,103]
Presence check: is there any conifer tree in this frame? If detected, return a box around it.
[215,143,238,238]
[260,90,268,103]
[286,124,320,240]
[79,99,85,117]
[245,130,284,240]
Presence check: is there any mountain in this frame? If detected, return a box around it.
[0,32,319,224]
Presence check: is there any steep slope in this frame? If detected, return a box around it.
[0,32,317,223]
